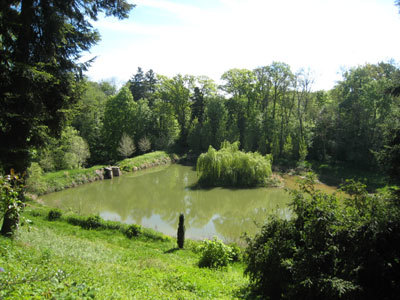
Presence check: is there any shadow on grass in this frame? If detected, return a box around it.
[164,247,180,254]
[311,161,389,192]
[233,285,262,299]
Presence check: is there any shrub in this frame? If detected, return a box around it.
[198,237,233,268]
[177,213,185,249]
[196,141,272,187]
[229,243,242,262]
[82,216,102,230]
[123,224,142,238]
[47,209,62,221]
[245,173,400,300]
[67,215,103,230]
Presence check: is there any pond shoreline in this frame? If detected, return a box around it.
[26,151,178,196]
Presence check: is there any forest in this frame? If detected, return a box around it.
[17,61,400,185]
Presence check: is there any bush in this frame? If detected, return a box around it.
[47,209,62,221]
[123,224,142,238]
[198,237,233,268]
[67,215,102,230]
[196,141,272,187]
[81,216,102,230]
[229,243,242,262]
[245,173,400,300]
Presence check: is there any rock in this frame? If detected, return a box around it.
[104,167,113,179]
[133,167,138,171]
[95,169,104,180]
[112,166,121,177]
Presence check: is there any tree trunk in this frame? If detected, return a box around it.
[0,208,19,238]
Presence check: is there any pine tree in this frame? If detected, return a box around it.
[0,0,133,237]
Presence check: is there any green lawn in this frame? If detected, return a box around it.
[0,205,247,299]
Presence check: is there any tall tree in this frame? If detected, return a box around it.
[0,0,133,237]
[102,87,137,162]
[159,74,194,149]
[0,0,133,173]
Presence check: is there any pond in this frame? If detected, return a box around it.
[40,164,295,243]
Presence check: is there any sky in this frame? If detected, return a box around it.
[81,0,400,90]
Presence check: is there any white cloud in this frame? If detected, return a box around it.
[83,0,400,90]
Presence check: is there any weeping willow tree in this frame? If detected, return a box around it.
[196,141,272,187]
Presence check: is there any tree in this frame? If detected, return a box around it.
[0,1,133,237]
[72,80,109,164]
[159,74,194,149]
[128,67,158,104]
[202,97,227,149]
[102,87,137,162]
[177,213,185,249]
[117,133,135,159]
[0,0,133,173]
[138,136,151,153]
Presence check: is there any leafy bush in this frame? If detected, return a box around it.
[67,215,102,230]
[198,237,233,268]
[123,224,142,238]
[81,215,102,230]
[196,141,272,187]
[229,243,242,262]
[245,173,400,300]
[47,209,62,221]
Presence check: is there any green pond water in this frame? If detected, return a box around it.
[40,164,293,243]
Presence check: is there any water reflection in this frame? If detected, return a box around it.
[40,164,292,242]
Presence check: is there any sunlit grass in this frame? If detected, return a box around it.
[0,205,247,299]
[117,151,176,172]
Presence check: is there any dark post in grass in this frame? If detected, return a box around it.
[177,213,185,249]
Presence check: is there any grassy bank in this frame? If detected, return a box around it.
[117,151,177,172]
[0,205,247,299]
[26,151,176,196]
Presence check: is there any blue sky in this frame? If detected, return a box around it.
[82,0,400,90]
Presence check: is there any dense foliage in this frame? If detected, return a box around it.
[198,237,236,269]
[0,0,133,173]
[0,174,25,237]
[19,61,397,185]
[196,141,272,187]
[245,174,400,300]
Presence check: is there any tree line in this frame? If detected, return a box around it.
[32,62,399,182]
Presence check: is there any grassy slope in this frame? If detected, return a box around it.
[117,151,176,172]
[27,151,175,196]
[0,206,247,300]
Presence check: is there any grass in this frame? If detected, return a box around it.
[0,204,247,299]
[26,165,106,196]
[26,152,178,196]
[117,151,177,172]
